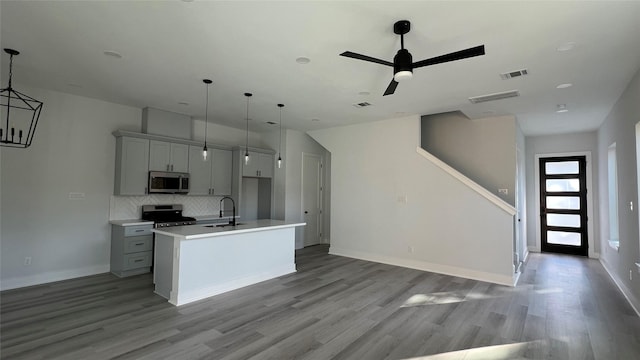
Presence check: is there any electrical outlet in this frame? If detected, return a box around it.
[24,257,32,266]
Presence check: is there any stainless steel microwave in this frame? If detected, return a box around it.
[148,171,190,194]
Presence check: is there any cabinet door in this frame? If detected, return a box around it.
[170,143,189,173]
[242,152,260,177]
[212,149,232,195]
[149,140,171,171]
[258,153,274,178]
[115,137,149,195]
[188,145,213,195]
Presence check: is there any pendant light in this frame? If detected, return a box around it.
[244,92,252,165]
[277,103,284,169]
[202,79,212,161]
[1,48,43,149]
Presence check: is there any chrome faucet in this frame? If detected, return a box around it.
[219,196,236,226]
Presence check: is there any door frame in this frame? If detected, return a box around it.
[534,151,596,258]
[301,152,323,246]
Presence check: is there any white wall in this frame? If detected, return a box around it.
[524,132,599,255]
[421,112,517,205]
[597,68,640,313]
[193,119,265,148]
[262,128,331,249]
[310,115,515,285]
[1,86,141,290]
[283,129,331,249]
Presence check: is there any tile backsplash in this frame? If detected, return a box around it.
[109,195,224,220]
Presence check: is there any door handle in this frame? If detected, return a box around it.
[304,211,308,214]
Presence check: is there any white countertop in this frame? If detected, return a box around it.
[152,220,306,240]
[110,219,154,226]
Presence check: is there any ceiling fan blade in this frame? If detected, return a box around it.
[412,45,485,69]
[383,79,399,96]
[340,51,394,67]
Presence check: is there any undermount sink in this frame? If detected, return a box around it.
[204,223,245,228]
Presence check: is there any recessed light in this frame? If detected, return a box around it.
[358,91,370,96]
[296,57,311,64]
[556,83,573,89]
[556,42,575,52]
[556,104,568,113]
[178,101,189,106]
[103,50,122,59]
[311,118,320,122]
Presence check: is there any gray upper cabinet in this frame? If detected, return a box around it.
[114,136,149,195]
[149,140,189,173]
[242,152,274,178]
[188,146,233,196]
[188,145,212,195]
[212,148,233,195]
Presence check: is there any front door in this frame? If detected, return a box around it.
[539,156,588,256]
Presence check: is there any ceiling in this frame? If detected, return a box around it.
[1,1,639,136]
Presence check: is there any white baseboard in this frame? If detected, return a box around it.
[600,258,640,317]
[0,265,110,291]
[329,246,514,287]
[527,245,539,253]
[172,264,296,306]
[523,249,530,263]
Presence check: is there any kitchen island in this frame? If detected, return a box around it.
[152,220,305,306]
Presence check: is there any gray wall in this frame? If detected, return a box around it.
[524,132,599,254]
[1,85,141,290]
[421,111,517,205]
[597,67,640,310]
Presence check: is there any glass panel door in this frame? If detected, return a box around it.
[540,156,588,256]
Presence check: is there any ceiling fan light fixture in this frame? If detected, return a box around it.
[394,70,413,82]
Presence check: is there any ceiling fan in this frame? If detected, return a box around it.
[340,20,485,96]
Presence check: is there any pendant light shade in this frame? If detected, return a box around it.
[202,79,212,161]
[244,93,252,165]
[277,103,284,169]
[1,48,43,149]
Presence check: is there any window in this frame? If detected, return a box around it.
[608,143,619,250]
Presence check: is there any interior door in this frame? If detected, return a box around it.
[539,156,588,256]
[302,153,322,247]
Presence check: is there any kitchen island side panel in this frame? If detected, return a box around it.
[153,234,175,300]
[161,227,296,305]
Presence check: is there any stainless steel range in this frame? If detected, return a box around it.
[141,204,196,228]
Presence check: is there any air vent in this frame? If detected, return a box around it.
[266,121,277,125]
[500,69,529,80]
[353,102,372,108]
[468,90,520,104]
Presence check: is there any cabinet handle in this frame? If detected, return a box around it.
[135,229,144,232]
[135,242,144,245]
[145,187,148,194]
[171,164,174,171]
[211,188,214,195]
[134,259,144,263]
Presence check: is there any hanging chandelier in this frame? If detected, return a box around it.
[1,48,43,149]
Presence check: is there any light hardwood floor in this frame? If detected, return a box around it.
[2,245,639,359]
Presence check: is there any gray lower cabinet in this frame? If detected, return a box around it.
[111,224,153,277]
